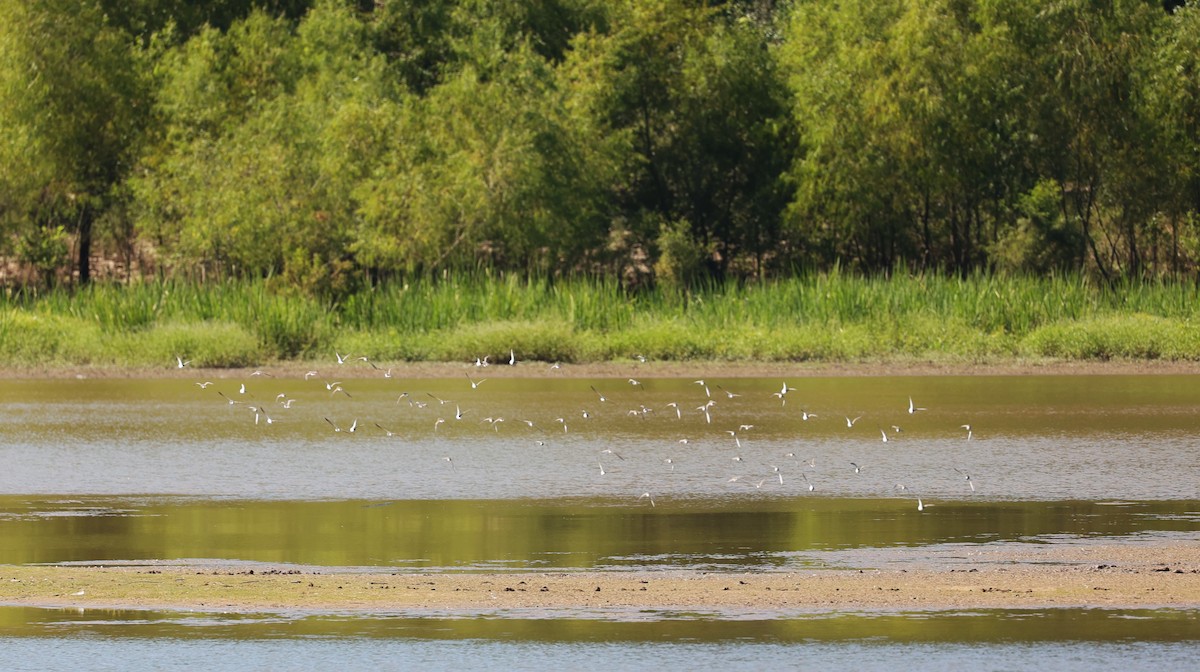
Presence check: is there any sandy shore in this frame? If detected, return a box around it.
[2,542,1198,614]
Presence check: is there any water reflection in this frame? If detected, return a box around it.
[0,604,1197,641]
[0,496,1196,570]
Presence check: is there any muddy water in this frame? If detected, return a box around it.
[0,374,1197,501]
[1,373,1198,663]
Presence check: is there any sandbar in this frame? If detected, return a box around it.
[2,542,1197,615]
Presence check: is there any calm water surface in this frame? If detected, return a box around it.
[0,374,1197,500]
[0,607,1198,671]
[1,373,1198,664]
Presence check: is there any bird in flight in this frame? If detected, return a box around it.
[954,467,976,491]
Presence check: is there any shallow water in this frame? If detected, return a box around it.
[1,374,1198,501]
[1,373,1198,664]
[0,607,1198,671]
[0,496,1196,570]
[2,636,1198,672]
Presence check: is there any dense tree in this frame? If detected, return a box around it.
[0,0,149,284]
[561,1,794,281]
[4,0,1200,291]
[134,2,388,292]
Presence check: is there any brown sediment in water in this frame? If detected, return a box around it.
[2,543,1198,614]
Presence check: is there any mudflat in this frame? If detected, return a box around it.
[2,542,1197,614]
[6,358,1200,381]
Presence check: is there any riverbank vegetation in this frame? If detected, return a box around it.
[4,1,1200,368]
[2,273,1198,367]
[3,1,1200,289]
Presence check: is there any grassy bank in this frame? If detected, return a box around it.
[2,272,1199,369]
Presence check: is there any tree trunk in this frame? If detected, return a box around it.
[77,204,93,285]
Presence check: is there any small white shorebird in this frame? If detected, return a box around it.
[908,397,926,414]
[466,373,486,389]
[639,492,655,507]
[694,380,711,398]
[954,467,976,492]
[175,356,191,369]
[248,405,272,425]
[846,415,862,428]
[961,424,973,441]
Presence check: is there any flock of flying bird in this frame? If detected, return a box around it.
[181,352,978,510]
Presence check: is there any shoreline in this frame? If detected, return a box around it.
[2,542,1198,615]
[6,358,1200,380]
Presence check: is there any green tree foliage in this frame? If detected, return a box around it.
[134,2,389,293]
[561,1,794,279]
[354,41,617,277]
[0,0,149,284]
[781,0,1172,278]
[5,0,1200,292]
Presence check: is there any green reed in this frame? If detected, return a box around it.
[2,271,1199,367]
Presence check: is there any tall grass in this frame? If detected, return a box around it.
[2,271,1198,367]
